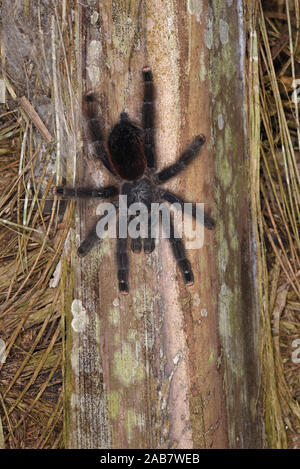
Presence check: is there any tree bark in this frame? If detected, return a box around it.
[63,0,263,449]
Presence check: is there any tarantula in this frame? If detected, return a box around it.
[55,67,215,294]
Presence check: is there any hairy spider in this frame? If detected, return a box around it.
[55,67,215,294]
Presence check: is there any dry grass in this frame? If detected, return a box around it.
[257,0,300,449]
[0,103,71,448]
[0,1,75,449]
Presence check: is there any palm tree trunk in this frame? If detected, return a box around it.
[63,0,263,449]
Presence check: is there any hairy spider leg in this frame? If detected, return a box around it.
[54,186,119,257]
[142,66,156,170]
[130,213,142,253]
[129,214,156,254]
[54,185,119,199]
[77,213,106,257]
[167,216,194,286]
[154,134,206,184]
[161,190,215,230]
[77,198,117,257]
[143,214,156,253]
[83,93,116,176]
[131,236,142,253]
[117,221,129,294]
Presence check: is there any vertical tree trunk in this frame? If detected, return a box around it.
[63,0,263,449]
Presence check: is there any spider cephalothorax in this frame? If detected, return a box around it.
[55,67,215,294]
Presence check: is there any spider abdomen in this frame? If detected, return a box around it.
[108,116,147,181]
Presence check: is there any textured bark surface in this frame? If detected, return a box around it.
[63,0,263,449]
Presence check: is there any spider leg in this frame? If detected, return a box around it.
[54,185,118,199]
[143,214,155,253]
[77,201,118,256]
[167,215,194,286]
[77,218,101,257]
[128,213,155,254]
[154,135,206,184]
[161,190,215,230]
[129,215,142,253]
[142,67,156,170]
[131,236,142,253]
[83,93,116,176]
[117,233,129,295]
